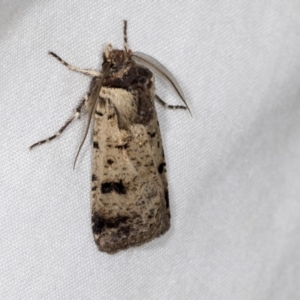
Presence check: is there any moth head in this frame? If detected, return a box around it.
[103,43,133,69]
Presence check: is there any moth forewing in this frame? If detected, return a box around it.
[91,91,170,253]
[30,20,187,254]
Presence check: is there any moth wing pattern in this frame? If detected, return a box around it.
[30,20,188,254]
[91,83,170,254]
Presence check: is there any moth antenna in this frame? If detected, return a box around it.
[73,64,111,169]
[123,20,129,53]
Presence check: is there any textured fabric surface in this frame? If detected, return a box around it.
[1,1,300,299]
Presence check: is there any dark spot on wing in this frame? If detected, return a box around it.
[92,174,97,181]
[107,159,114,165]
[93,141,99,149]
[108,113,115,120]
[92,214,130,234]
[158,162,166,174]
[165,190,169,208]
[101,180,126,194]
[115,144,128,150]
[148,131,156,138]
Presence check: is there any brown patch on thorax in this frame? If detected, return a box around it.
[103,62,154,125]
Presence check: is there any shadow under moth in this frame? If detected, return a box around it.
[30,20,189,254]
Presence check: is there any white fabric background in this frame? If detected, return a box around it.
[1,1,300,299]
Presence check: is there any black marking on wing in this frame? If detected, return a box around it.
[96,111,103,117]
[108,113,116,120]
[115,144,128,150]
[101,180,126,194]
[107,159,114,165]
[158,162,166,174]
[92,214,130,234]
[147,131,156,138]
[165,190,169,208]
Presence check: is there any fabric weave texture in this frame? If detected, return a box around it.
[1,1,300,299]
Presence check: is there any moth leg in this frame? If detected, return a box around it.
[155,94,187,110]
[48,51,101,77]
[29,96,88,150]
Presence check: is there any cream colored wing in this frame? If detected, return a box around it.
[91,87,169,254]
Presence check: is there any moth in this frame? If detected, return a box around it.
[30,21,189,254]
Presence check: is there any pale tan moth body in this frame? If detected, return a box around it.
[30,21,188,254]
